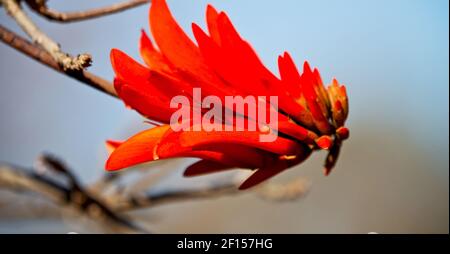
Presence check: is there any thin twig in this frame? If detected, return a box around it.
[113,175,311,211]
[25,0,150,23]
[113,182,240,212]
[0,24,117,97]
[1,0,91,70]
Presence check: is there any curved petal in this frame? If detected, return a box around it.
[110,48,152,91]
[239,149,312,190]
[106,125,171,171]
[150,0,219,87]
[302,62,332,134]
[158,125,304,156]
[184,160,236,177]
[112,49,194,105]
[118,83,176,123]
[278,52,315,128]
[278,52,302,97]
[206,5,221,45]
[192,143,268,168]
[139,30,172,74]
[105,140,123,154]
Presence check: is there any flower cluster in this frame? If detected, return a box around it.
[106,0,349,189]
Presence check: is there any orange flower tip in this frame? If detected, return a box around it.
[303,61,312,74]
[323,167,332,176]
[191,22,203,35]
[110,48,121,58]
[106,140,122,149]
[105,140,122,154]
[315,135,333,150]
[277,55,284,63]
[140,29,147,38]
[105,159,121,172]
[238,181,254,190]
[313,68,322,80]
[336,126,350,140]
[206,4,218,14]
[110,48,127,70]
[183,169,196,177]
[332,78,339,86]
[140,29,153,48]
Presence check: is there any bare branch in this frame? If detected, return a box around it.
[1,0,91,70]
[113,182,240,212]
[0,163,69,203]
[26,0,150,23]
[256,177,310,201]
[113,174,311,211]
[0,24,117,97]
[0,161,145,233]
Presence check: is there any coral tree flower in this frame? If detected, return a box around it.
[106,0,349,190]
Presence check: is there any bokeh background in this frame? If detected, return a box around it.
[0,0,448,233]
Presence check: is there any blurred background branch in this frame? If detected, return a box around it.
[0,154,309,233]
[25,0,150,23]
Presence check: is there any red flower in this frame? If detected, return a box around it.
[106,0,349,189]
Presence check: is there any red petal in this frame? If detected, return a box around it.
[278,52,302,97]
[206,5,221,45]
[105,125,171,171]
[315,135,333,150]
[112,49,194,114]
[184,160,236,177]
[150,0,223,92]
[150,0,200,69]
[178,128,303,156]
[119,83,176,123]
[111,49,179,101]
[192,22,254,99]
[105,140,123,154]
[302,61,332,134]
[110,48,152,91]
[336,126,349,140]
[139,30,172,74]
[277,119,318,144]
[239,150,312,190]
[239,166,286,190]
[214,14,308,122]
[192,143,267,168]
[215,12,269,95]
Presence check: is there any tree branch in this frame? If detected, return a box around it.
[1,152,310,232]
[1,0,92,70]
[113,182,240,212]
[25,0,151,23]
[0,24,117,97]
[111,173,310,211]
[0,160,147,233]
